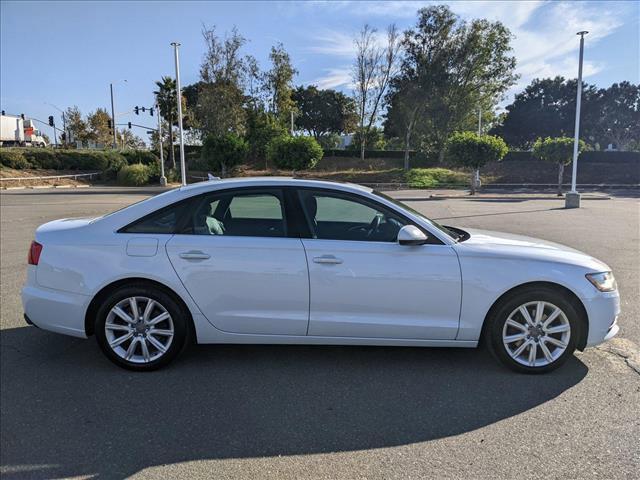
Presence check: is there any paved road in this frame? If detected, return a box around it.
[1,187,639,480]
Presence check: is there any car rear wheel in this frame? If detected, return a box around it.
[486,287,579,374]
[95,285,189,371]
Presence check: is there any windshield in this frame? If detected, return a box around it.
[372,191,459,241]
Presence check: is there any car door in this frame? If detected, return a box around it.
[165,188,309,336]
[297,188,461,340]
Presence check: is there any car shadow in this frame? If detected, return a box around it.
[1,326,588,479]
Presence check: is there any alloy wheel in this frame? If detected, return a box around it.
[105,296,174,364]
[502,300,571,367]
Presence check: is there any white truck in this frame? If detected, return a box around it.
[1,115,48,147]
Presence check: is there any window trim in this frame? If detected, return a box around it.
[118,187,294,239]
[291,187,444,245]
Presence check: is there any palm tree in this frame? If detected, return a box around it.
[154,76,177,169]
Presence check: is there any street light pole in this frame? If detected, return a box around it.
[171,42,187,186]
[566,31,588,209]
[156,104,167,186]
[109,83,118,149]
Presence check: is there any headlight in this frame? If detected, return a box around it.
[586,271,617,292]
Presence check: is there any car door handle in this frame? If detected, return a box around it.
[179,250,211,260]
[313,255,343,265]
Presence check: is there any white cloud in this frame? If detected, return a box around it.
[310,67,353,89]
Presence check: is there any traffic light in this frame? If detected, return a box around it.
[149,108,154,116]
[141,107,146,113]
[134,106,139,115]
[1,110,5,116]
[21,113,25,120]
[128,122,132,129]
[48,116,54,126]
[107,119,112,129]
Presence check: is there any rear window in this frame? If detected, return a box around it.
[121,201,190,234]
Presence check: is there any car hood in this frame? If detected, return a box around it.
[455,228,610,271]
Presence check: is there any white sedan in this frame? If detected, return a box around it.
[22,178,620,373]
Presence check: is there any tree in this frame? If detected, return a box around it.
[196,25,253,139]
[86,108,113,147]
[532,137,586,196]
[64,106,89,144]
[201,133,248,176]
[596,81,639,151]
[154,76,178,168]
[352,24,401,162]
[245,110,287,168]
[118,129,146,149]
[264,43,297,124]
[292,85,357,140]
[491,77,600,149]
[388,6,517,163]
[445,131,508,194]
[384,78,423,170]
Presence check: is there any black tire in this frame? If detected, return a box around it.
[485,286,581,374]
[95,284,189,371]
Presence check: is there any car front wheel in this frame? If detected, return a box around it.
[487,288,579,373]
[95,285,189,371]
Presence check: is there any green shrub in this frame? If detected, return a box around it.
[267,135,324,170]
[405,168,468,188]
[246,112,288,163]
[121,150,159,166]
[21,149,62,169]
[201,133,249,176]
[0,149,31,169]
[117,164,151,186]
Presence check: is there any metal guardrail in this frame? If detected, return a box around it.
[0,171,101,182]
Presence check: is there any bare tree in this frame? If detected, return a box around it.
[352,24,400,161]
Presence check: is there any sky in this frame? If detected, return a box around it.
[1,0,638,142]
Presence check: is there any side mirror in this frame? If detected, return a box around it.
[397,225,428,246]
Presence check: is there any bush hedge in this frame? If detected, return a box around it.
[268,136,323,170]
[502,150,640,162]
[201,133,249,175]
[121,150,159,166]
[324,149,418,159]
[117,164,151,186]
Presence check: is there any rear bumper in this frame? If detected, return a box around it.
[21,283,89,339]
[584,291,620,347]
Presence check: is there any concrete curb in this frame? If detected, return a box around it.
[1,184,92,191]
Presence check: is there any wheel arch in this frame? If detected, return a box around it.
[480,281,589,351]
[84,277,195,339]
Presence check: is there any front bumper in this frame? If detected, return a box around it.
[584,290,620,347]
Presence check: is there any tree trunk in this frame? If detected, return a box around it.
[403,127,412,171]
[438,148,445,164]
[360,135,366,163]
[470,170,477,195]
[221,162,227,178]
[557,162,564,196]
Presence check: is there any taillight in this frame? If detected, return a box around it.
[28,241,43,265]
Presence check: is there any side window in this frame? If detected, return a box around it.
[121,201,189,234]
[190,190,287,238]
[298,190,407,242]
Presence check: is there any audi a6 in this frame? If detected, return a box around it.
[22,178,620,373]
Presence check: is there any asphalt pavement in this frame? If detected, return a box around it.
[1,186,639,480]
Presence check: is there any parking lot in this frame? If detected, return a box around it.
[1,187,639,479]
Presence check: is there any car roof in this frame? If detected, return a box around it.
[177,177,374,195]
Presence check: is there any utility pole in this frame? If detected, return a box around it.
[156,104,166,186]
[109,83,118,149]
[566,31,588,209]
[171,42,186,186]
